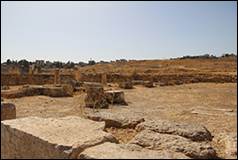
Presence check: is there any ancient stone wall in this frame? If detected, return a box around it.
[1,74,75,86]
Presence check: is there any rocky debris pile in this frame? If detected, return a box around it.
[86,112,144,129]
[1,85,73,99]
[1,116,118,159]
[1,103,16,121]
[84,83,109,109]
[78,142,189,159]
[104,90,128,105]
[118,80,133,89]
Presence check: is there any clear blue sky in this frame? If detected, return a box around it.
[1,1,237,62]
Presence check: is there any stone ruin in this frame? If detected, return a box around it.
[104,90,128,105]
[143,80,154,88]
[1,85,73,99]
[118,80,133,89]
[84,82,128,109]
[84,82,109,109]
[1,112,222,159]
[54,69,60,85]
[1,103,16,121]
[101,73,107,86]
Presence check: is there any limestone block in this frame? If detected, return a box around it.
[86,112,144,129]
[105,90,127,105]
[1,116,118,159]
[129,130,217,159]
[136,120,213,141]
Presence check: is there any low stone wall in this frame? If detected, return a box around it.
[1,73,75,86]
[1,85,73,98]
[1,72,236,86]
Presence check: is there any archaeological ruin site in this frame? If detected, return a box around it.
[1,55,237,159]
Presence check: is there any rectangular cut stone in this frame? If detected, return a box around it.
[1,103,16,121]
[1,116,117,159]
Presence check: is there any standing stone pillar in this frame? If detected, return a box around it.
[28,67,33,84]
[74,70,81,81]
[54,69,60,85]
[101,73,107,85]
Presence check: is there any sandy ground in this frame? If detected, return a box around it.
[3,82,237,158]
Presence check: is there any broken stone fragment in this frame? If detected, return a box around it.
[1,103,16,121]
[84,84,109,109]
[129,130,217,159]
[78,142,190,159]
[136,120,213,141]
[1,116,118,159]
[143,81,154,88]
[118,81,133,89]
[104,90,128,105]
[86,112,144,129]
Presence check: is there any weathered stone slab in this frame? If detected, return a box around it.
[1,103,16,121]
[1,116,118,159]
[105,90,127,105]
[78,142,190,159]
[129,130,217,159]
[86,112,144,128]
[136,120,213,141]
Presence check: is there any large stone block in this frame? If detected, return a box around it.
[78,142,190,159]
[129,130,217,159]
[86,112,144,129]
[1,103,16,121]
[136,120,213,141]
[84,84,109,109]
[105,90,127,105]
[1,116,118,159]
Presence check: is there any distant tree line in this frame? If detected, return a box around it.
[173,53,237,60]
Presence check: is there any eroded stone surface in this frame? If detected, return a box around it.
[136,120,213,141]
[129,130,217,159]
[78,142,190,159]
[105,90,127,105]
[1,116,118,159]
[1,103,16,121]
[84,85,109,109]
[86,112,144,128]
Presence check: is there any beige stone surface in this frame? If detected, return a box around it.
[136,120,213,141]
[1,103,16,121]
[78,142,190,159]
[1,116,118,159]
[86,112,144,128]
[129,130,217,159]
